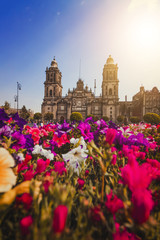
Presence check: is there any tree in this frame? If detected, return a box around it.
[102,116,109,122]
[20,105,30,120]
[70,112,83,122]
[143,113,160,125]
[3,101,10,111]
[44,113,53,121]
[34,112,42,121]
[116,115,124,123]
[130,116,140,124]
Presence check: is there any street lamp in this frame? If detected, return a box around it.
[17,82,21,113]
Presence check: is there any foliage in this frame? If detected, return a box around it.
[143,112,160,125]
[34,112,42,121]
[70,112,83,122]
[130,116,140,124]
[116,115,124,123]
[44,112,53,121]
[20,105,30,120]
[86,114,99,121]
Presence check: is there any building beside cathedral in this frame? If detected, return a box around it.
[41,56,160,122]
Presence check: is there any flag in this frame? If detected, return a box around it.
[17,82,21,90]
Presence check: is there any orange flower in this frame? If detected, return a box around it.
[0,148,17,192]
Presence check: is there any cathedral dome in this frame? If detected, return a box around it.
[106,55,114,65]
[51,57,58,68]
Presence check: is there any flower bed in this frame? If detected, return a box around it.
[0,108,160,240]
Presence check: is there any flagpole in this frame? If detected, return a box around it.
[17,82,21,114]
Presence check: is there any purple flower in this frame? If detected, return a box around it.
[12,131,26,151]
[24,134,34,152]
[0,108,9,121]
[108,121,118,130]
[10,112,27,131]
[77,122,94,142]
[0,125,12,139]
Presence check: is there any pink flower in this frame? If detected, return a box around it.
[52,133,69,148]
[43,180,51,194]
[29,128,40,145]
[22,167,35,181]
[77,178,85,189]
[105,190,124,215]
[121,156,151,192]
[52,205,68,233]
[105,128,117,145]
[16,193,33,210]
[111,154,117,165]
[36,158,50,174]
[113,223,139,240]
[91,205,104,222]
[54,161,67,175]
[20,215,33,235]
[85,170,89,176]
[132,189,154,224]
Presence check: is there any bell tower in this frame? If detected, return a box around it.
[41,57,62,118]
[102,55,119,121]
[44,57,62,99]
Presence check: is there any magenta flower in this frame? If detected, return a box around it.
[77,122,94,141]
[36,158,50,174]
[54,161,67,175]
[77,178,85,189]
[91,205,104,222]
[105,190,124,215]
[113,223,139,240]
[22,167,35,181]
[16,193,33,210]
[20,215,33,235]
[105,128,117,146]
[121,155,151,192]
[52,205,68,233]
[111,154,117,165]
[131,189,154,224]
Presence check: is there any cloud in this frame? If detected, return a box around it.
[128,0,158,11]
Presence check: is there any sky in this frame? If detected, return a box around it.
[0,0,160,113]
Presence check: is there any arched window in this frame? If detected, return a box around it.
[109,88,112,95]
[50,89,52,97]
[54,87,56,96]
[46,87,48,97]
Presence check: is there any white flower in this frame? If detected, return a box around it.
[62,142,88,175]
[0,148,17,192]
[70,136,87,150]
[17,153,25,162]
[118,127,133,137]
[32,145,54,161]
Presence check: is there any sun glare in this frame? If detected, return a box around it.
[130,17,160,48]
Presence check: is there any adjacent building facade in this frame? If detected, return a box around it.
[41,56,160,122]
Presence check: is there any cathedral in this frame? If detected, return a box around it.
[41,56,160,122]
[41,55,120,122]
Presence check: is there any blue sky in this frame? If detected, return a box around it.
[0,0,160,113]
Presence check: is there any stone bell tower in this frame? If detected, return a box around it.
[41,57,63,118]
[102,55,119,121]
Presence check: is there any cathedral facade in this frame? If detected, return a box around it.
[41,55,160,122]
[41,55,120,122]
